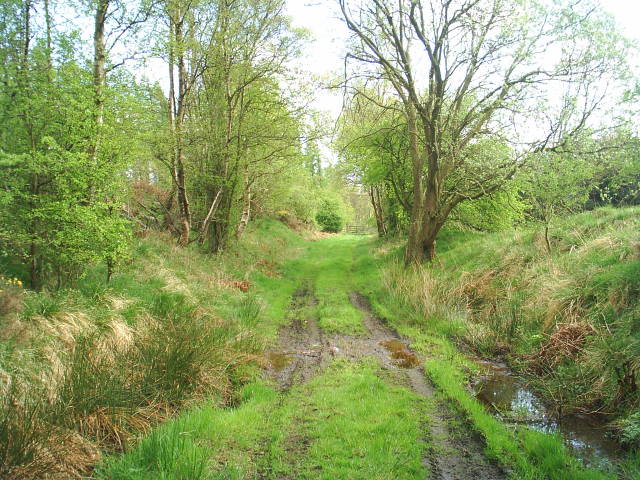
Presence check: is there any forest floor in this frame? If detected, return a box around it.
[99,230,632,480]
[99,235,508,479]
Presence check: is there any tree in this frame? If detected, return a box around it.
[174,0,304,251]
[0,0,155,288]
[337,92,412,235]
[524,150,598,252]
[338,0,630,263]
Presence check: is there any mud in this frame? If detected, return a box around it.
[380,339,421,368]
[348,292,506,480]
[265,287,506,479]
[266,281,330,391]
[266,352,293,371]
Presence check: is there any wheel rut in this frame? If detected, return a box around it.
[266,281,331,391]
[348,292,506,480]
[266,286,506,480]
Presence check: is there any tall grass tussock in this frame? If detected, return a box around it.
[383,206,640,440]
[0,220,302,479]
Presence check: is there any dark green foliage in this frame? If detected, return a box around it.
[316,198,345,232]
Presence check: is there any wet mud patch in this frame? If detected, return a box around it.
[265,281,329,391]
[380,339,421,368]
[348,291,507,480]
[266,352,293,371]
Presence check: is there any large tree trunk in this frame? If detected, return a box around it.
[404,105,426,264]
[420,218,443,262]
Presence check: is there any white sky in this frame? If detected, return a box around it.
[285,0,640,124]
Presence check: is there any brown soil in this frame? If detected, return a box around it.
[266,281,330,391]
[266,288,506,480]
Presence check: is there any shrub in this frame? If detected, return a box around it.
[620,411,640,445]
[316,199,345,233]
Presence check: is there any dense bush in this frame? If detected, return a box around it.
[316,198,345,233]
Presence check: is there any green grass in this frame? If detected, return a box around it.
[313,237,366,335]
[277,359,427,479]
[379,207,640,417]
[6,209,638,479]
[344,224,624,480]
[95,210,640,480]
[98,359,429,480]
[97,381,282,480]
[371,303,616,480]
[256,235,367,336]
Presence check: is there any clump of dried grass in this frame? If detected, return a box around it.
[1,296,259,477]
[528,322,596,372]
[36,311,93,348]
[0,287,23,319]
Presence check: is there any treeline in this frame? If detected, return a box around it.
[338,97,640,244]
[335,0,639,257]
[0,0,349,290]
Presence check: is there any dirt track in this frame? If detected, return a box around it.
[266,285,506,480]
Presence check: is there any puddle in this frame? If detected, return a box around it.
[473,364,623,469]
[267,352,293,371]
[380,340,421,369]
[380,339,405,352]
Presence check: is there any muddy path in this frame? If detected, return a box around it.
[267,286,506,480]
[266,280,331,391]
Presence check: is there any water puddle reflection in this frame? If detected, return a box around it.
[380,339,421,368]
[473,362,622,469]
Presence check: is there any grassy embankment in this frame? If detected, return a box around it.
[381,207,640,419]
[8,208,637,479]
[359,206,640,479]
[0,220,307,479]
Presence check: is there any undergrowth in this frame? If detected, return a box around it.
[0,219,302,479]
[98,358,429,480]
[362,208,640,479]
[383,207,640,422]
